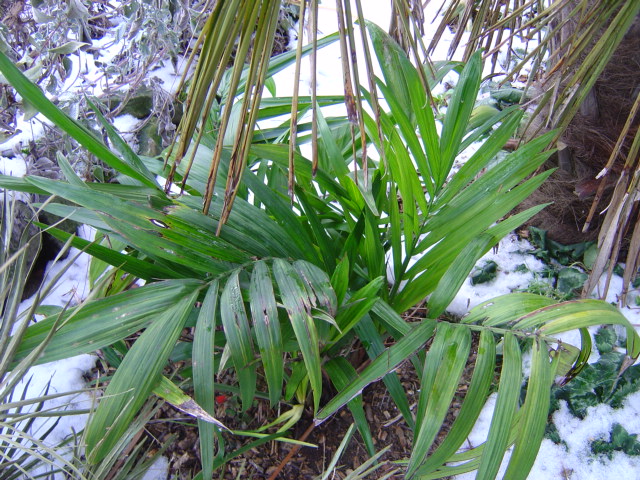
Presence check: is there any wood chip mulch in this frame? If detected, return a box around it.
[140,326,481,480]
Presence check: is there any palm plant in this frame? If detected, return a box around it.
[1,1,640,479]
[171,0,640,302]
[1,12,639,478]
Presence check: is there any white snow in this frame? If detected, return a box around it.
[447,233,547,317]
[0,112,51,153]
[0,155,27,177]
[112,113,143,150]
[0,155,30,202]
[14,354,97,442]
[141,455,170,480]
[9,226,95,477]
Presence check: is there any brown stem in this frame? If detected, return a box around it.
[266,422,316,480]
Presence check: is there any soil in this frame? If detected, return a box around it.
[144,361,449,480]
[137,313,483,480]
[146,365,420,479]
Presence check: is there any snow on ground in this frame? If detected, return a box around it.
[447,233,547,316]
[141,456,171,480]
[112,113,143,149]
[0,112,51,154]
[448,236,640,479]
[9,226,95,476]
[0,155,27,177]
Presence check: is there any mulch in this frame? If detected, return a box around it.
[140,326,481,480]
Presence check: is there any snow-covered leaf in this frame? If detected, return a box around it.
[591,423,640,459]
[49,41,89,55]
[557,267,588,294]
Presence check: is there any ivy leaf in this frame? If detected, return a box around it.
[554,364,602,418]
[553,328,640,418]
[595,327,618,354]
[591,424,640,460]
[613,264,625,277]
[583,243,598,270]
[544,423,565,446]
[470,260,499,285]
[557,267,588,294]
[609,364,640,409]
[528,226,594,265]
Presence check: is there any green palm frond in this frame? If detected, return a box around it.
[321,295,639,479]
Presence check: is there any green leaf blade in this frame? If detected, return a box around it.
[273,259,322,412]
[220,271,257,412]
[193,282,220,480]
[476,333,522,480]
[86,289,199,463]
[504,338,552,480]
[325,357,376,457]
[408,324,471,477]
[13,279,203,366]
[417,329,496,476]
[249,261,283,407]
